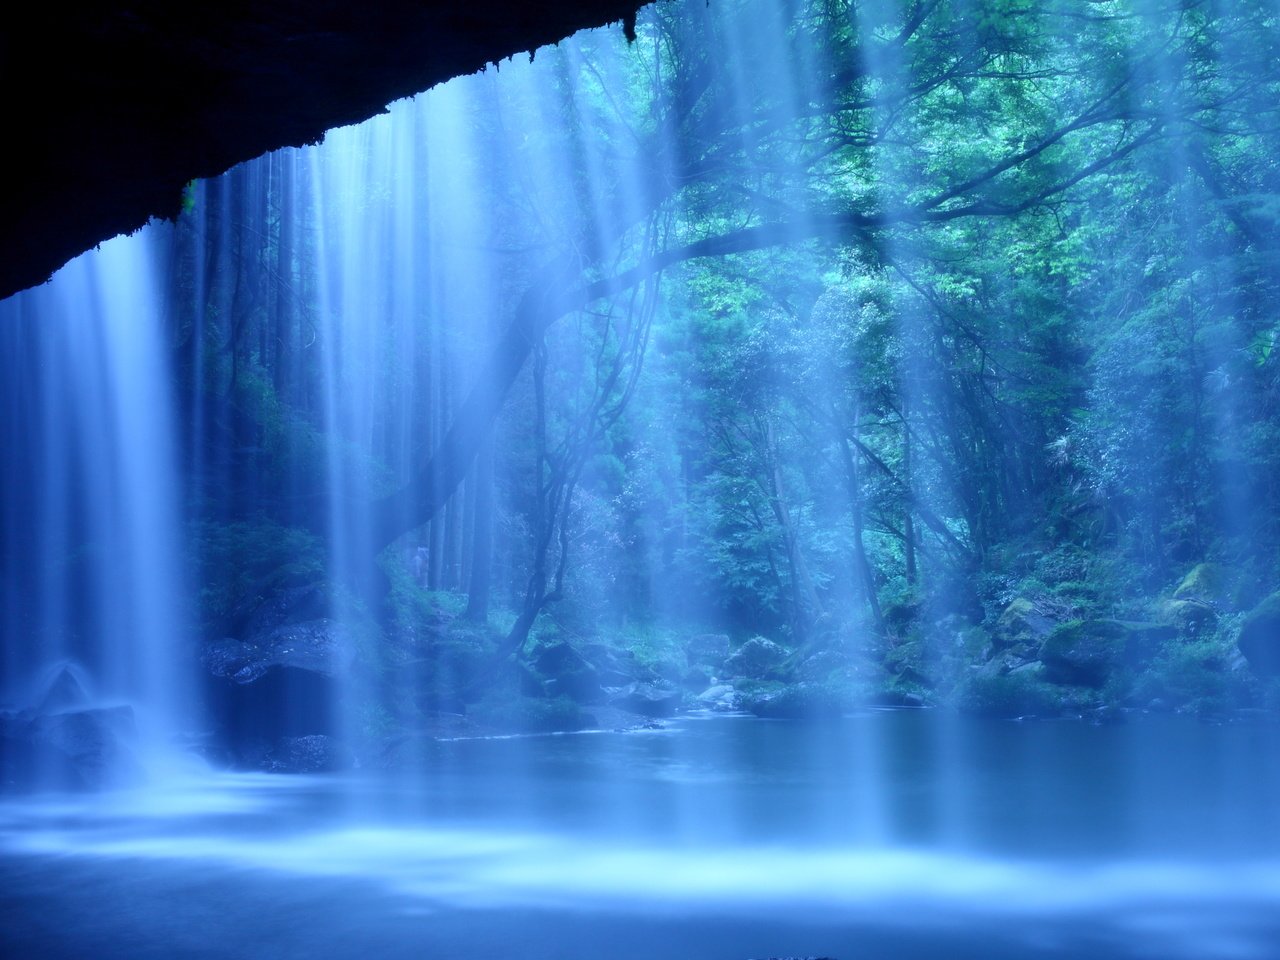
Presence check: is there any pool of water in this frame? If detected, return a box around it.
[3,710,1279,959]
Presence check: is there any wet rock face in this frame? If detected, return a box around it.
[203,620,349,685]
[201,616,355,768]
[236,583,331,640]
[262,735,354,774]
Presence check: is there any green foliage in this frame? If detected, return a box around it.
[746,679,856,719]
[1132,639,1241,716]
[165,0,1280,720]
[953,668,1069,719]
[381,550,469,643]
[191,519,324,627]
[614,623,688,676]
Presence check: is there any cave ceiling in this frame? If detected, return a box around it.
[1,1,651,301]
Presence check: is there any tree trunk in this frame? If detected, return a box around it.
[902,397,917,586]
[465,435,494,621]
[762,417,821,643]
[835,404,885,638]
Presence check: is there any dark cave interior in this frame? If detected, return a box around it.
[0,1,649,301]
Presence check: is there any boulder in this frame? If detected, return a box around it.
[263,735,353,774]
[1,705,140,791]
[203,618,348,684]
[31,662,93,714]
[532,640,604,704]
[746,682,848,719]
[1039,620,1120,687]
[578,642,642,686]
[694,683,741,711]
[636,655,686,686]
[237,582,330,637]
[1159,598,1218,635]
[608,681,682,717]
[955,663,1063,719]
[681,666,713,691]
[871,687,927,707]
[1037,617,1172,686]
[722,636,788,680]
[202,619,352,759]
[994,597,1058,651]
[1086,618,1176,663]
[1238,591,1280,676]
[1173,563,1230,606]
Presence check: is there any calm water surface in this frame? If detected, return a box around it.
[2,710,1279,959]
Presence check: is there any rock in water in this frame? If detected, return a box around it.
[1,705,140,791]
[264,735,353,774]
[532,640,604,704]
[203,619,349,685]
[31,662,93,714]
[201,620,354,765]
[1238,591,1280,676]
[608,681,682,717]
[722,636,787,680]
[1040,619,1173,687]
[746,682,847,719]
[695,683,741,711]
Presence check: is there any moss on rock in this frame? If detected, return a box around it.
[1174,563,1229,605]
[995,597,1058,651]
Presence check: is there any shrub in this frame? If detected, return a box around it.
[954,668,1065,719]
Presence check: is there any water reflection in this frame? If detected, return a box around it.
[2,714,1279,959]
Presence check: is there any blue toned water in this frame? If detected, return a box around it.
[2,711,1279,960]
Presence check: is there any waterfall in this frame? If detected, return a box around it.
[2,2,1280,958]
[0,232,188,785]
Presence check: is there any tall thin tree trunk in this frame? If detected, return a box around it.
[902,397,917,586]
[465,435,494,621]
[762,417,821,643]
[835,404,885,638]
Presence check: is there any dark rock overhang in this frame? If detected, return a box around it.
[1,1,652,302]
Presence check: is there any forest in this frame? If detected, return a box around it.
[6,0,1280,767]
[6,2,1280,958]
[170,0,1280,744]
